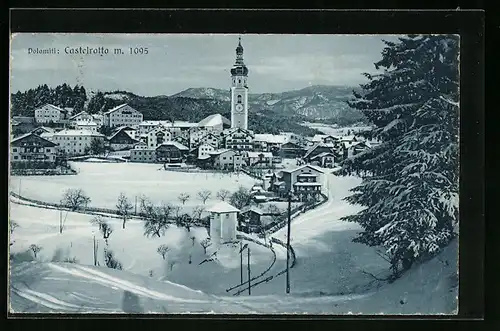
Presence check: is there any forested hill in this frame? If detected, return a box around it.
[11,85,335,136]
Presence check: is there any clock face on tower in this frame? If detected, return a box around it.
[235,104,244,112]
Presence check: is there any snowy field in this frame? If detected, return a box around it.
[9,162,458,314]
[10,162,258,215]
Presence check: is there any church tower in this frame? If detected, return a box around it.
[230,36,249,130]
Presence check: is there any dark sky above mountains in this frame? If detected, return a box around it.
[11,34,401,96]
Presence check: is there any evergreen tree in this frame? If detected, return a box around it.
[339,35,459,277]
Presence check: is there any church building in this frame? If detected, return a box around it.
[230,37,249,130]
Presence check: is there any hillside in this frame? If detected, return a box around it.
[172,85,367,126]
[9,239,457,314]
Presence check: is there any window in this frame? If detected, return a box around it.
[237,95,242,104]
[12,148,17,152]
[13,156,18,160]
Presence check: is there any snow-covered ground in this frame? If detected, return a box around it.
[10,162,257,215]
[9,161,458,314]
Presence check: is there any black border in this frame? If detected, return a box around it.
[6,8,485,326]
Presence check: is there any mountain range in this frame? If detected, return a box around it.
[170,85,365,124]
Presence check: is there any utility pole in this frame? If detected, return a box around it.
[135,195,137,215]
[286,190,292,294]
[240,241,243,284]
[92,231,97,266]
[247,247,251,296]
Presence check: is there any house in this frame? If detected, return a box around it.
[343,141,371,159]
[103,104,143,128]
[253,134,288,152]
[133,140,148,150]
[223,128,254,151]
[196,143,217,160]
[197,114,231,132]
[271,164,324,200]
[240,205,264,227]
[280,141,305,158]
[168,121,199,140]
[190,131,221,150]
[303,142,339,163]
[309,152,336,168]
[207,201,240,244]
[155,141,189,163]
[246,151,274,168]
[146,127,173,149]
[112,126,138,140]
[52,129,106,156]
[130,148,157,163]
[137,120,171,136]
[10,132,58,165]
[74,121,99,133]
[34,104,68,124]
[208,149,245,170]
[108,129,141,151]
[69,111,94,123]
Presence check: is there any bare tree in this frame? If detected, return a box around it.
[157,245,170,260]
[141,199,172,238]
[191,205,205,221]
[91,216,113,245]
[230,186,253,210]
[169,260,177,271]
[171,205,181,218]
[60,188,91,211]
[59,188,91,233]
[29,244,42,259]
[104,249,123,270]
[116,192,133,229]
[200,238,211,254]
[178,193,190,205]
[190,236,196,246]
[9,221,19,247]
[216,189,231,202]
[197,190,212,204]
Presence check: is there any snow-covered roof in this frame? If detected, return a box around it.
[198,155,211,160]
[53,129,105,137]
[198,114,230,127]
[103,103,129,115]
[294,182,322,186]
[297,173,319,177]
[241,205,264,215]
[75,121,98,126]
[10,132,57,146]
[172,121,198,128]
[158,141,189,151]
[282,164,324,174]
[68,111,90,120]
[310,152,335,159]
[206,201,240,213]
[253,195,268,200]
[254,134,288,144]
[247,152,273,158]
[39,132,55,139]
[140,120,171,127]
[312,134,327,142]
[208,149,233,156]
[35,104,66,113]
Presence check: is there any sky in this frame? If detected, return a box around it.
[10,34,401,96]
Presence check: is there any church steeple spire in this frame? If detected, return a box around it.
[231,36,248,76]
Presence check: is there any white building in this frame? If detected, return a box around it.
[69,111,94,123]
[103,104,143,128]
[92,114,104,126]
[52,129,105,156]
[253,134,288,152]
[146,127,173,149]
[74,121,99,133]
[34,104,68,124]
[206,201,240,244]
[209,149,245,170]
[197,143,216,159]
